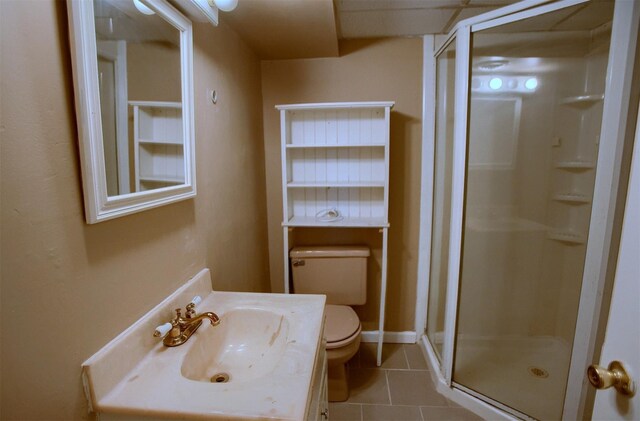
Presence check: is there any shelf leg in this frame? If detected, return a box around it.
[377,228,389,366]
[283,226,290,294]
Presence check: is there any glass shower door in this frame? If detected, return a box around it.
[452,2,615,420]
[426,39,456,363]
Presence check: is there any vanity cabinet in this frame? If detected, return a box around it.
[306,337,328,420]
[131,101,185,191]
[277,102,394,365]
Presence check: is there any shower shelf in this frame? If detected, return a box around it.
[552,193,591,204]
[559,94,604,108]
[555,161,595,170]
[548,231,586,245]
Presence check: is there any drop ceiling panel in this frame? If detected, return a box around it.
[446,6,499,32]
[338,0,462,12]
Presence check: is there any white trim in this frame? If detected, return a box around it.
[470,0,588,33]
[67,0,196,224]
[361,331,417,344]
[436,0,553,53]
[563,1,640,419]
[170,0,219,26]
[441,25,471,385]
[415,35,436,342]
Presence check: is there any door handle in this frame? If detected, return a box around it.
[587,360,636,397]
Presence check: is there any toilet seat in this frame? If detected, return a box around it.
[325,305,361,350]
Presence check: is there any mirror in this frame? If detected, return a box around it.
[67,0,195,223]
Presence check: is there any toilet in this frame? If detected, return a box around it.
[289,245,369,402]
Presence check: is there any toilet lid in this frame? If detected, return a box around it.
[325,305,360,344]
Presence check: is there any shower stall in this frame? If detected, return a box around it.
[419,0,639,419]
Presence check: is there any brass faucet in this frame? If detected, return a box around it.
[154,302,220,347]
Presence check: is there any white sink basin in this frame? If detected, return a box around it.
[181,308,290,383]
[81,269,325,420]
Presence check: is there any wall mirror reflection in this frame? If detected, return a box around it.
[68,0,195,223]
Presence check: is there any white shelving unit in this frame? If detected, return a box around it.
[130,101,184,191]
[277,101,394,366]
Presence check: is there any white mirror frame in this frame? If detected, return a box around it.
[67,0,196,224]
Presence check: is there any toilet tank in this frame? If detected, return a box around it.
[290,246,369,305]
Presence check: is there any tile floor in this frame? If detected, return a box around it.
[328,343,483,421]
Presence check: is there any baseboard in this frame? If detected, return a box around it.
[361,330,417,343]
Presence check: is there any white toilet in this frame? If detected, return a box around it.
[289,245,369,402]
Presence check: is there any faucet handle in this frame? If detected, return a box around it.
[185,296,201,318]
[153,322,172,338]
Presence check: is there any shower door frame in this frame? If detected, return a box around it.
[419,0,640,419]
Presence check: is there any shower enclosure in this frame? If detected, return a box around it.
[421,0,639,419]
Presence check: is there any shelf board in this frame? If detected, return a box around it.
[548,231,586,245]
[287,182,385,188]
[276,101,395,111]
[139,139,184,146]
[286,143,385,149]
[552,193,591,204]
[139,175,184,183]
[129,100,182,108]
[559,94,604,108]
[283,215,389,228]
[555,161,595,170]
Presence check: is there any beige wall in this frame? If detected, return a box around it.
[261,39,423,331]
[0,1,268,419]
[127,41,181,102]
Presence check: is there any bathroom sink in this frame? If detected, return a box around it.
[81,269,326,420]
[181,308,289,383]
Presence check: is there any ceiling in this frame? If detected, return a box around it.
[222,0,520,60]
[221,0,613,60]
[336,0,517,38]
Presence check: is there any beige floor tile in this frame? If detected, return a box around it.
[421,406,483,420]
[403,344,429,370]
[359,343,409,369]
[361,404,423,421]
[387,371,448,407]
[347,369,391,405]
[329,403,362,421]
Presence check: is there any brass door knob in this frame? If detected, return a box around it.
[587,361,636,397]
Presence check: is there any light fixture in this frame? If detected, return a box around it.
[489,77,503,90]
[133,0,155,15]
[525,78,538,90]
[475,59,509,71]
[209,0,238,12]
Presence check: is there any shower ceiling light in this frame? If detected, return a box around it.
[489,77,503,90]
[525,78,539,90]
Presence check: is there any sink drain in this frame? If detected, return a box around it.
[210,373,230,383]
[528,366,549,378]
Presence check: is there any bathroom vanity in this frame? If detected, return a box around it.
[81,269,328,420]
